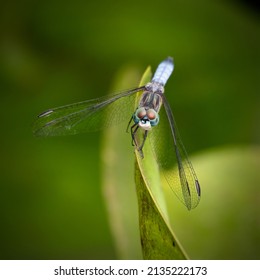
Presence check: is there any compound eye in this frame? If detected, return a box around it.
[136,107,146,119]
[146,109,157,120]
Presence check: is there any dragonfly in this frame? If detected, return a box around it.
[33,57,201,210]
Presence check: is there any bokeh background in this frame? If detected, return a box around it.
[0,0,259,259]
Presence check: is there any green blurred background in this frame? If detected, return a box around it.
[0,0,259,259]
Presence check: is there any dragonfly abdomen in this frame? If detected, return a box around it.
[152,57,174,86]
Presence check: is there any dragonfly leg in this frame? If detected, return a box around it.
[137,130,148,158]
[131,124,139,147]
[126,115,133,133]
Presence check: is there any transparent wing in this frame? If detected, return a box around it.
[33,86,145,137]
[149,95,201,210]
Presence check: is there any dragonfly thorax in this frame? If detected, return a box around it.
[145,82,164,94]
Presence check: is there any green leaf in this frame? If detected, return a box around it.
[101,65,142,259]
[135,161,187,259]
[134,67,187,260]
[102,64,187,260]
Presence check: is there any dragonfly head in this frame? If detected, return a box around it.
[133,107,159,130]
